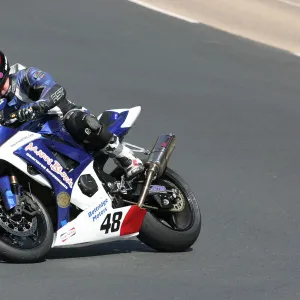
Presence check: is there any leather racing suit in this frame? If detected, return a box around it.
[0,64,144,179]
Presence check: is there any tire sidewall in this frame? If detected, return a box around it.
[138,167,201,252]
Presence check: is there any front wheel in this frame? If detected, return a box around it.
[0,190,54,263]
[137,167,201,252]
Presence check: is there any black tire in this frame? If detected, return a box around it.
[0,191,54,263]
[137,167,201,252]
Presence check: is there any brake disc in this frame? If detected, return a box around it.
[0,203,38,237]
[163,179,186,213]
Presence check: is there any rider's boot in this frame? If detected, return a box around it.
[103,134,145,179]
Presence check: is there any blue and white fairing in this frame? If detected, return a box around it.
[0,95,142,230]
[5,116,94,229]
[97,106,141,138]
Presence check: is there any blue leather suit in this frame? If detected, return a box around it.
[3,66,84,121]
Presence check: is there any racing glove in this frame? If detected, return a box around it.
[17,101,49,122]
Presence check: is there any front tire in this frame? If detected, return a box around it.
[137,167,201,252]
[0,190,54,263]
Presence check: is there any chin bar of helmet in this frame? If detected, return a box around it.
[137,133,176,208]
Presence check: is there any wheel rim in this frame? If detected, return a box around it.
[0,192,48,250]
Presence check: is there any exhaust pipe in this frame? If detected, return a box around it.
[138,133,176,207]
[147,133,176,177]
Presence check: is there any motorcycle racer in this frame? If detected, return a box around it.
[0,50,144,179]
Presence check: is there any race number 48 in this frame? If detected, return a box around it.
[100,212,123,234]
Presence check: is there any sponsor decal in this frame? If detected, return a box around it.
[33,70,45,80]
[88,199,108,222]
[10,133,35,147]
[149,185,167,193]
[51,87,65,103]
[57,191,71,208]
[25,142,73,188]
[84,128,91,135]
[60,227,76,242]
[25,152,68,189]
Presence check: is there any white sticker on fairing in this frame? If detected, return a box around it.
[60,227,76,242]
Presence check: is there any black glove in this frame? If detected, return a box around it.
[17,106,36,122]
[16,101,49,122]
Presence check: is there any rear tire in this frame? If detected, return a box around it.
[0,190,54,263]
[137,167,201,252]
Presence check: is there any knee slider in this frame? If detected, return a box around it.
[84,123,113,149]
[85,115,101,131]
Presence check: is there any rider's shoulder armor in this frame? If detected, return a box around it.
[18,67,56,101]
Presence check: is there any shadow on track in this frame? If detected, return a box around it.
[46,239,156,260]
[0,239,193,264]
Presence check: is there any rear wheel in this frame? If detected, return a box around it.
[137,167,201,252]
[0,190,54,263]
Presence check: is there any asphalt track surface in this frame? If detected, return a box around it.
[1,1,300,299]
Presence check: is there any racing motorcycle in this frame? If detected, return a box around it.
[0,64,201,263]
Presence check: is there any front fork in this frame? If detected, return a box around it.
[0,173,21,213]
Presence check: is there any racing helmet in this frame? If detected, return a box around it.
[0,51,10,89]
